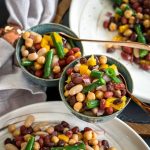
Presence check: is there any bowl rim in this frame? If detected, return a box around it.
[15,23,84,82]
[59,54,134,120]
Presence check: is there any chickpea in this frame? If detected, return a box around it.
[46,126,54,134]
[24,134,31,142]
[37,48,47,56]
[87,92,96,100]
[64,90,69,97]
[136,13,143,19]
[21,45,26,52]
[13,129,20,137]
[76,93,85,102]
[37,56,45,64]
[83,130,93,140]
[28,52,38,61]
[93,145,100,150]
[99,55,107,64]
[22,50,29,57]
[123,29,132,37]
[124,10,133,18]
[34,142,40,150]
[143,20,150,28]
[34,62,42,70]
[73,102,83,112]
[25,38,33,47]
[72,134,79,142]
[74,63,81,72]
[23,31,30,40]
[77,132,83,140]
[108,147,117,150]
[69,139,76,145]
[129,16,135,24]
[143,14,149,20]
[92,107,98,115]
[53,65,61,74]
[92,131,97,139]
[34,35,42,44]
[51,136,59,144]
[89,139,98,145]
[8,124,16,133]
[109,22,117,31]
[95,91,104,99]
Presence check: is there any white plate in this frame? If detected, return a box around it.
[69,0,150,103]
[0,102,149,150]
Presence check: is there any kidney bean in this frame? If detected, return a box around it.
[145,53,150,61]
[122,47,133,54]
[66,82,75,90]
[103,20,110,29]
[107,47,115,53]
[67,50,74,56]
[72,47,80,53]
[121,89,127,96]
[4,138,12,145]
[80,57,87,64]
[121,17,128,25]
[102,140,109,149]
[66,67,73,75]
[72,77,83,84]
[54,73,61,79]
[66,55,76,64]
[105,107,113,115]
[45,141,55,147]
[57,140,65,147]
[61,121,70,128]
[34,43,41,50]
[67,96,77,107]
[35,70,43,78]
[140,63,150,70]
[65,130,73,138]
[107,81,114,91]
[100,99,106,110]
[133,57,140,64]
[54,124,64,133]
[20,125,27,135]
[84,127,92,132]
[114,83,125,90]
[51,131,58,136]
[121,51,132,61]
[104,91,113,98]
[38,138,44,147]
[58,59,66,66]
[71,126,79,134]
[71,73,80,80]
[136,7,143,13]
[15,140,21,147]
[132,2,139,9]
[130,33,137,41]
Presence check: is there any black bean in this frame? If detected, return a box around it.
[113,99,123,105]
[80,57,87,64]
[4,138,12,144]
[71,126,79,134]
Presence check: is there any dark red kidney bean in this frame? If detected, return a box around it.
[84,127,92,132]
[34,43,41,50]
[121,89,127,96]
[130,33,137,41]
[121,51,132,61]
[58,59,66,66]
[35,70,43,78]
[57,140,65,147]
[122,47,133,54]
[67,50,74,56]
[66,82,75,90]
[145,53,150,61]
[104,91,113,99]
[66,55,76,64]
[54,73,61,79]
[105,107,113,115]
[100,99,106,110]
[107,81,114,91]
[67,96,77,107]
[16,140,22,147]
[4,138,12,144]
[133,57,140,64]
[72,77,83,84]
[65,130,73,138]
[51,131,58,136]
[80,57,87,64]
[72,47,80,53]
[103,20,109,29]
[136,7,143,13]
[20,125,28,135]
[54,124,64,133]
[121,17,128,25]
[61,121,70,128]
[114,83,125,90]
[71,73,81,80]
[132,2,139,9]
[26,126,33,134]
[107,47,115,53]
[66,68,73,75]
[102,140,109,149]
[140,64,150,71]
[71,126,79,134]
[15,136,24,141]
[38,138,44,147]
[143,8,150,14]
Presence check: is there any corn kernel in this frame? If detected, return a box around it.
[64,48,69,54]
[66,76,71,83]
[87,55,96,66]
[99,64,108,70]
[74,51,81,58]
[112,35,123,41]
[118,25,129,33]
[58,134,69,143]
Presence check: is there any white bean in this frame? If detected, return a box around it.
[25,38,33,47]
[52,55,59,66]
[22,50,29,57]
[28,53,38,61]
[5,144,18,150]
[69,84,83,96]
[24,115,35,127]
[37,48,47,56]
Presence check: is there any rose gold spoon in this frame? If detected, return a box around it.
[119,74,150,114]
[59,32,150,51]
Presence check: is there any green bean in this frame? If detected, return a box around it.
[91,70,103,78]
[115,7,123,16]
[86,100,100,109]
[113,0,122,6]
[25,136,35,150]
[43,50,53,78]
[21,60,34,67]
[105,68,116,77]
[111,76,121,83]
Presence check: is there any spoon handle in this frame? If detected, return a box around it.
[127,92,150,114]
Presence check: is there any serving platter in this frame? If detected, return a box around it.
[0,102,149,150]
[69,0,150,103]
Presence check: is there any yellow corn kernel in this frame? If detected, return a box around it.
[87,55,96,66]
[64,48,69,54]
[80,64,91,76]
[49,36,54,47]
[43,35,51,41]
[58,134,69,143]
[74,51,81,58]
[53,32,63,44]
[121,96,127,101]
[118,25,129,33]
[112,35,123,41]
[99,64,109,70]
[105,97,116,107]
[41,38,48,48]
[66,76,71,83]
[44,45,50,52]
